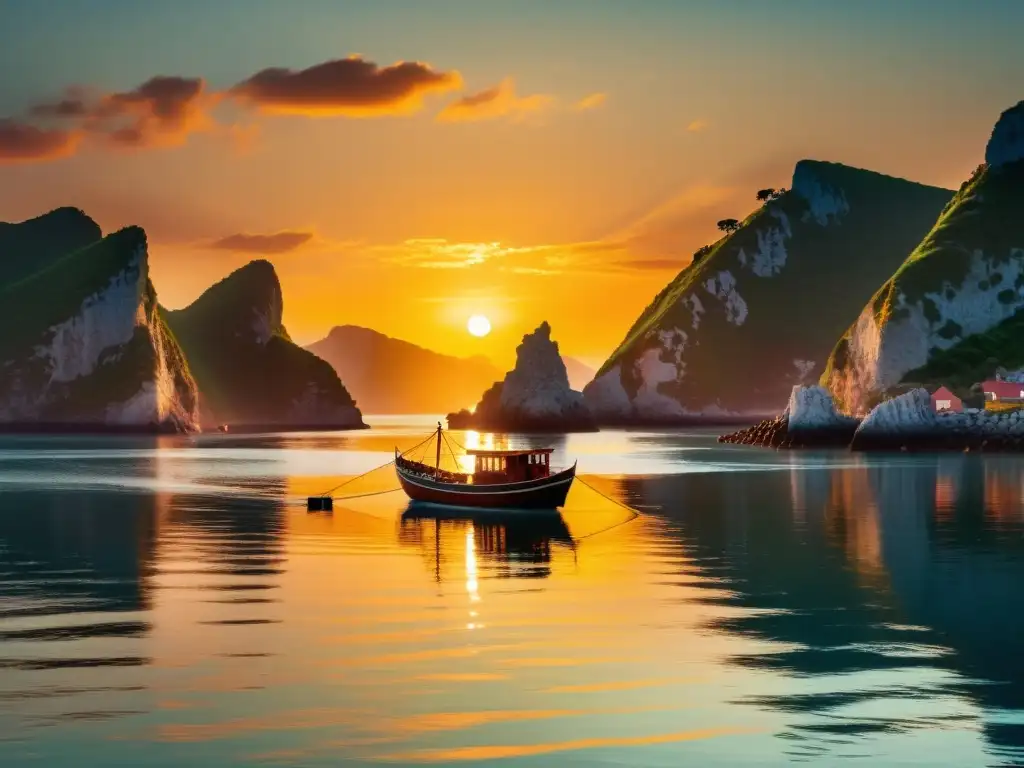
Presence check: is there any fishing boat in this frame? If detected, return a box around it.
[395,423,576,510]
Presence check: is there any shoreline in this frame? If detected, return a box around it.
[0,421,369,436]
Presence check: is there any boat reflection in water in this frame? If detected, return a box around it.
[397,502,574,582]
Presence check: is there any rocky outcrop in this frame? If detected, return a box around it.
[825,100,1024,413]
[786,385,858,433]
[719,385,857,448]
[851,388,1024,451]
[723,384,1024,453]
[986,100,1024,168]
[0,227,200,432]
[447,322,596,432]
[587,160,951,424]
[165,261,365,430]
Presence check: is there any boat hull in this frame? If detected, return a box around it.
[396,464,576,510]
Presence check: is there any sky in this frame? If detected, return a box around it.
[1,0,1022,369]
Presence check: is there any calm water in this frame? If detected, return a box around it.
[2,416,1024,767]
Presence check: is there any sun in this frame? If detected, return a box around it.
[467,314,491,337]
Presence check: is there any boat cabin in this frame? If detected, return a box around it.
[467,448,554,483]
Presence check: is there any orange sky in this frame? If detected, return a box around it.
[1,2,1021,369]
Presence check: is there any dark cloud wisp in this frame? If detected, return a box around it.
[210,231,314,254]
[0,119,80,162]
[229,56,462,116]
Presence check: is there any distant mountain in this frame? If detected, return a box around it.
[165,261,364,429]
[824,100,1024,412]
[585,160,953,422]
[306,325,504,414]
[0,207,102,287]
[561,356,595,391]
[0,225,199,431]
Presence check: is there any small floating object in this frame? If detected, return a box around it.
[217,424,230,432]
[307,496,333,512]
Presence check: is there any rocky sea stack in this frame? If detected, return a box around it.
[447,322,597,432]
[165,260,366,431]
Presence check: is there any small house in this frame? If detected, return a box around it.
[931,386,963,413]
[982,380,1024,403]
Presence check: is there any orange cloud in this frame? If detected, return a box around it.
[437,79,553,123]
[687,119,709,132]
[574,92,607,111]
[210,231,314,254]
[31,77,215,149]
[229,56,462,117]
[0,119,81,163]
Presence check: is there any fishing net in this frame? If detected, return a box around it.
[304,428,642,541]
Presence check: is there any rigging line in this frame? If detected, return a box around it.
[332,487,403,502]
[319,428,439,496]
[441,431,460,470]
[570,476,642,542]
[319,460,396,497]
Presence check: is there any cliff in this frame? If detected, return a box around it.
[165,260,365,429]
[585,160,952,423]
[0,226,200,431]
[447,322,596,432]
[824,101,1024,412]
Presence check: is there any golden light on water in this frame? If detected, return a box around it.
[465,528,480,610]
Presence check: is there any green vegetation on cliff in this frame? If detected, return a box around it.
[822,157,1024,412]
[0,207,102,287]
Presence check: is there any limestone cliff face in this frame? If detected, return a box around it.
[585,160,952,422]
[449,322,596,431]
[824,101,1024,414]
[0,227,200,431]
[165,260,365,429]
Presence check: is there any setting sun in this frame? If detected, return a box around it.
[467,315,492,337]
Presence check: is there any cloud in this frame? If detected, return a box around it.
[209,231,314,254]
[687,119,709,133]
[0,119,81,163]
[229,56,462,117]
[437,79,553,123]
[574,92,607,111]
[29,76,214,149]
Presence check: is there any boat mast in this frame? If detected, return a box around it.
[435,421,442,478]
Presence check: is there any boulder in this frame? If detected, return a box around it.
[785,385,858,432]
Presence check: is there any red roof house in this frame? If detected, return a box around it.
[982,380,1024,402]
[931,386,963,413]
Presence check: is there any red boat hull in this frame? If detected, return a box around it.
[395,463,576,510]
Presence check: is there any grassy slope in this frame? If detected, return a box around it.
[824,161,1024,399]
[165,260,358,424]
[596,161,952,410]
[0,208,102,287]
